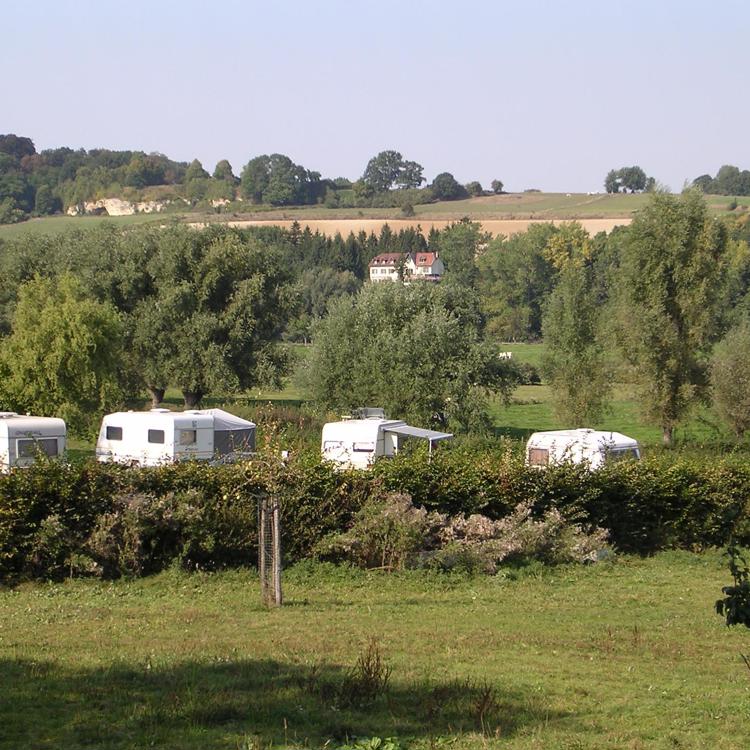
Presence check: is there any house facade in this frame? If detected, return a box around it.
[368,251,444,283]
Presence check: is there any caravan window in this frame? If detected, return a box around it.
[179,429,197,446]
[353,441,376,452]
[17,438,58,458]
[528,447,549,466]
[606,448,640,463]
[323,440,344,452]
[148,429,165,444]
[106,426,123,441]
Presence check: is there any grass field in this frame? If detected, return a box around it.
[2,552,748,749]
[3,193,746,242]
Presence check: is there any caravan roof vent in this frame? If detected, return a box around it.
[150,408,171,413]
[355,407,386,420]
[0,412,18,419]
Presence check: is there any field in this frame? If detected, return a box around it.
[2,552,748,749]
[2,192,747,242]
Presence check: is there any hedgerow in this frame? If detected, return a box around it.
[1,448,749,581]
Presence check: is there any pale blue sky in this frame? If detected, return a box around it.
[3,0,748,192]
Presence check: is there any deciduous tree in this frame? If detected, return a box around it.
[613,190,729,446]
[0,274,123,434]
[307,282,518,430]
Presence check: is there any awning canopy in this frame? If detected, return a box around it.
[383,424,453,442]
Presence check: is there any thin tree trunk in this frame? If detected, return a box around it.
[662,425,673,447]
[148,386,165,408]
[183,390,203,408]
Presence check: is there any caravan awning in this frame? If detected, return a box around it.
[383,425,453,442]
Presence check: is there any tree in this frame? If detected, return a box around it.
[0,134,35,160]
[430,172,466,201]
[613,190,729,446]
[541,224,610,424]
[604,169,621,194]
[0,274,123,434]
[435,219,488,289]
[307,282,518,430]
[710,320,750,438]
[240,155,271,203]
[212,159,237,183]
[491,179,504,194]
[605,166,649,193]
[362,150,424,193]
[692,174,714,193]
[33,184,59,215]
[185,159,209,182]
[465,181,483,197]
[477,223,558,340]
[132,227,297,406]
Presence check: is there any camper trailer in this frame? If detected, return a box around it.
[95,408,256,467]
[321,413,452,470]
[0,412,67,472]
[525,428,641,470]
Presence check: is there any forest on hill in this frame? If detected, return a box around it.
[4,132,748,226]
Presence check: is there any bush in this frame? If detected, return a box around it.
[317,493,608,574]
[2,448,750,581]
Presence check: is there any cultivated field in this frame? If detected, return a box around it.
[2,192,746,242]
[2,552,747,749]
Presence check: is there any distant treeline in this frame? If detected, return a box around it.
[693,164,750,196]
[0,134,502,224]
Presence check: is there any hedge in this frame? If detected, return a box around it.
[1,449,749,581]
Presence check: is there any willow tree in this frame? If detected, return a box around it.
[0,274,123,434]
[613,190,729,446]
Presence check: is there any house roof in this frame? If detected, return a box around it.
[369,253,406,267]
[414,252,437,267]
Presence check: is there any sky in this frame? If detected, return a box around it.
[3,0,749,193]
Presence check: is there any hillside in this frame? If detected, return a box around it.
[2,191,746,241]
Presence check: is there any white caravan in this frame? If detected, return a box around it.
[0,412,67,471]
[321,414,452,470]
[96,408,256,467]
[525,428,641,470]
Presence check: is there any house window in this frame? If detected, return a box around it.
[106,425,123,441]
[148,429,165,444]
[528,448,549,466]
[179,429,197,446]
[17,438,59,458]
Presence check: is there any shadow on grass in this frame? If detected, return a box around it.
[1,657,570,749]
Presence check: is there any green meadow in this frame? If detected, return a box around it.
[1,552,747,749]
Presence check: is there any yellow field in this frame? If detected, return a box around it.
[193,217,631,237]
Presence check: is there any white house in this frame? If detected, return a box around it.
[96,408,256,467]
[0,412,67,471]
[368,251,444,283]
[407,251,444,281]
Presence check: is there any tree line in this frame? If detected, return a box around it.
[0,134,503,224]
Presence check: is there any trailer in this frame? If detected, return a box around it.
[525,428,641,469]
[95,408,256,467]
[321,414,452,470]
[0,412,67,471]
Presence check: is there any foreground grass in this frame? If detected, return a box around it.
[1,552,748,749]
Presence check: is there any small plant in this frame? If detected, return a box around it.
[341,637,392,706]
[716,543,750,628]
[473,680,499,735]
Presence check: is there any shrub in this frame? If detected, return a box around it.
[317,493,609,574]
